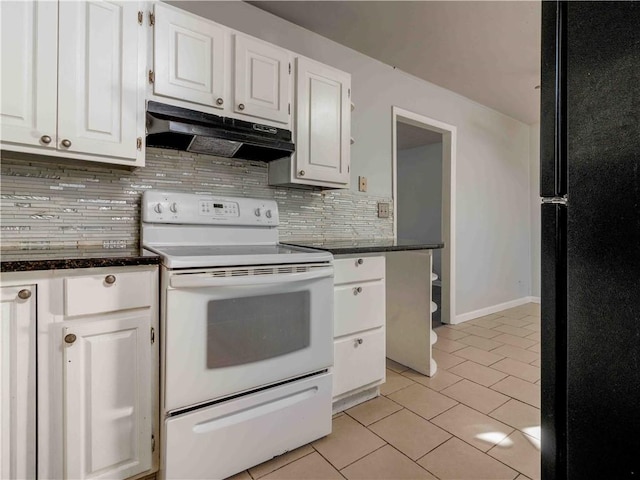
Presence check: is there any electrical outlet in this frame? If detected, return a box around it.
[378,202,390,218]
[358,176,368,192]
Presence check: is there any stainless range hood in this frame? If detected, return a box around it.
[145,101,295,161]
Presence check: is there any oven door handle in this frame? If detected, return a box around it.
[169,267,334,288]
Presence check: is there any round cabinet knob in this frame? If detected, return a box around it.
[104,275,116,285]
[154,203,163,214]
[61,139,72,148]
[254,208,261,217]
[216,97,224,106]
[169,202,178,213]
[238,103,245,111]
[354,338,363,347]
[356,258,364,266]
[265,210,272,219]
[64,334,77,345]
[40,135,52,145]
[298,170,305,177]
[18,289,31,300]
[353,286,362,295]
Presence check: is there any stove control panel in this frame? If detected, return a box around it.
[141,191,278,226]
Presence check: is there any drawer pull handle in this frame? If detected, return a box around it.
[216,97,224,105]
[105,275,116,285]
[354,338,363,347]
[18,289,31,300]
[61,138,72,148]
[40,135,52,144]
[238,103,245,111]
[356,258,364,266]
[64,334,77,345]
[353,286,362,295]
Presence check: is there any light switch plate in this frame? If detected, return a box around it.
[358,176,367,192]
[378,202,390,218]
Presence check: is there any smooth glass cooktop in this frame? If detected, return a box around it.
[149,244,315,257]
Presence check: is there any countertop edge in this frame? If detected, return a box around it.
[282,242,445,255]
[1,255,161,273]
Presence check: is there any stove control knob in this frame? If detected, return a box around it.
[169,202,178,213]
[265,210,272,219]
[154,203,163,214]
[254,208,261,217]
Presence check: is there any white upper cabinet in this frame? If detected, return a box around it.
[58,1,144,162]
[0,1,57,151]
[0,0,146,167]
[153,2,226,109]
[233,35,291,125]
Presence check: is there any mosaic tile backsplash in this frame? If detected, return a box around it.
[0,149,394,250]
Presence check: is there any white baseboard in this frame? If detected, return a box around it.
[453,296,537,324]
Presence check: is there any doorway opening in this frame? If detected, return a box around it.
[392,107,456,324]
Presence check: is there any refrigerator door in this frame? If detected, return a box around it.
[540,202,567,480]
[563,2,640,478]
[540,1,566,198]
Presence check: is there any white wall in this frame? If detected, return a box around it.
[397,143,443,275]
[530,123,541,298]
[170,1,533,317]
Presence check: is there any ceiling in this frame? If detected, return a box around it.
[249,1,541,124]
[397,122,442,150]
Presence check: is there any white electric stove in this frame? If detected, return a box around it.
[141,191,334,480]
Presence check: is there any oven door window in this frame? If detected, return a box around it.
[206,291,310,368]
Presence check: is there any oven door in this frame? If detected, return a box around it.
[163,264,333,412]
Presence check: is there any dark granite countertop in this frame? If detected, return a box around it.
[283,238,444,255]
[0,247,161,273]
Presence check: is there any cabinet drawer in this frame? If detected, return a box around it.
[333,329,385,398]
[334,280,385,337]
[64,271,152,317]
[334,256,385,284]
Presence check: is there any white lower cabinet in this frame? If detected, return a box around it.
[0,265,158,480]
[332,256,386,407]
[0,285,37,480]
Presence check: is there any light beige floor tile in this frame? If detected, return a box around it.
[526,331,541,342]
[457,335,504,351]
[471,313,503,322]
[469,317,505,330]
[491,358,540,383]
[463,325,503,339]
[432,348,467,370]
[488,431,541,480]
[435,326,469,341]
[530,358,541,368]
[524,323,541,332]
[495,317,533,328]
[346,396,402,426]
[333,412,345,419]
[445,321,474,330]
[491,376,541,408]
[516,475,533,480]
[341,445,437,480]
[312,415,385,470]
[453,346,505,366]
[402,368,463,392]
[386,358,409,373]
[491,345,539,364]
[433,337,467,353]
[521,314,541,324]
[528,343,541,353]
[441,379,510,414]
[449,361,508,387]
[368,409,451,460]
[418,437,518,480]
[380,369,414,396]
[388,383,458,420]
[249,446,314,479]
[493,333,537,349]
[496,307,530,319]
[261,452,343,480]
[535,379,541,385]
[431,404,514,452]
[226,470,252,480]
[489,399,541,439]
[493,324,535,338]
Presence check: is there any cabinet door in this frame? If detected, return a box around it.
[0,1,57,150]
[154,3,226,109]
[64,312,152,480]
[57,1,144,163]
[234,35,290,124]
[295,57,351,185]
[0,285,36,480]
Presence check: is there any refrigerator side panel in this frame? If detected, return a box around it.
[540,203,567,480]
[565,2,640,478]
[540,0,566,197]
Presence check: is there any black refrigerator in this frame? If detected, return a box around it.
[540,2,640,479]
